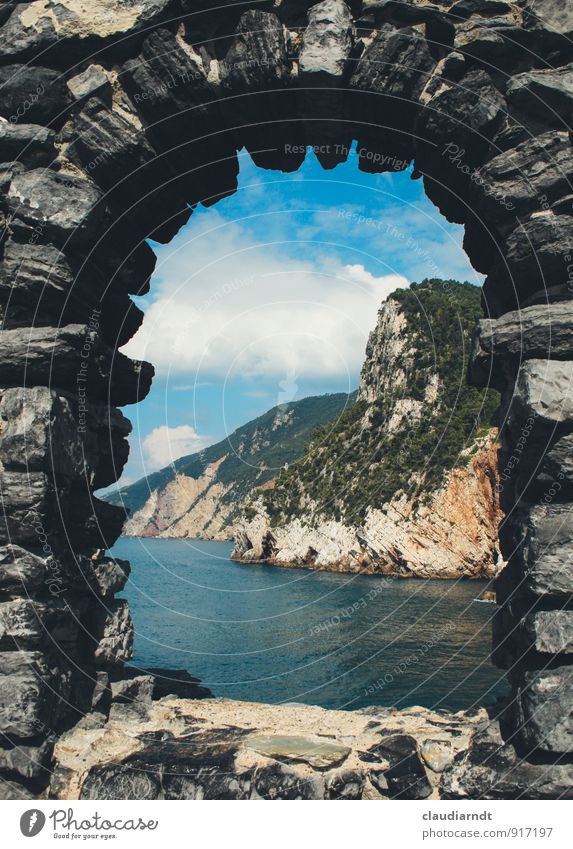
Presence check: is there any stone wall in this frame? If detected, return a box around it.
[0,0,572,798]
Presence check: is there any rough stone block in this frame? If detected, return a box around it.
[7,168,104,246]
[0,650,68,739]
[513,359,573,427]
[91,600,134,665]
[0,121,56,166]
[0,324,154,406]
[0,64,72,127]
[67,65,111,102]
[471,131,573,231]
[0,1,179,66]
[0,545,47,596]
[512,503,573,599]
[524,610,573,654]
[518,665,573,754]
[0,738,52,780]
[0,599,47,649]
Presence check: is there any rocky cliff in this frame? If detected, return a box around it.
[108,393,353,539]
[233,280,503,578]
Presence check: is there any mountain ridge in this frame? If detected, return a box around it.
[105,391,355,539]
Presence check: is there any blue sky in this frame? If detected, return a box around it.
[114,144,482,489]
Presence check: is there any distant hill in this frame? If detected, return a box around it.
[104,392,354,540]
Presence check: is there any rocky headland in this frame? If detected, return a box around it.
[233,280,503,578]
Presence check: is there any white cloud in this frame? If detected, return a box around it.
[123,209,409,384]
[142,425,211,470]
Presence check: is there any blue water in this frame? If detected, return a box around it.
[113,537,508,712]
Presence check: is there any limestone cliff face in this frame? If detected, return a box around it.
[123,458,233,540]
[233,280,503,578]
[233,432,502,578]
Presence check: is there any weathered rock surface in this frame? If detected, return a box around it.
[0,0,179,66]
[49,697,488,800]
[441,720,573,799]
[234,431,502,578]
[0,545,48,597]
[0,650,70,739]
[416,69,506,222]
[0,121,56,167]
[517,666,573,753]
[0,325,154,406]
[7,168,104,245]
[507,503,573,599]
[0,64,72,127]
[471,131,573,231]
[513,359,573,426]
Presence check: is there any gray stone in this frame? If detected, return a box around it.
[349,23,436,168]
[0,121,56,166]
[245,734,351,768]
[441,720,573,798]
[92,600,134,665]
[0,650,68,739]
[0,545,47,596]
[507,63,573,124]
[0,387,83,478]
[521,0,573,39]
[135,666,212,700]
[325,768,365,799]
[0,599,47,649]
[80,761,161,800]
[362,734,432,799]
[518,666,573,754]
[121,28,238,209]
[0,324,153,406]
[513,359,573,426]
[484,216,573,317]
[524,610,573,654]
[69,96,187,243]
[471,131,573,231]
[476,302,573,361]
[450,1,513,20]
[0,468,126,551]
[516,503,573,599]
[107,701,152,724]
[0,778,34,799]
[219,10,303,171]
[111,675,154,705]
[67,65,111,102]
[7,168,104,245]
[453,15,521,66]
[299,0,355,82]
[89,671,111,712]
[0,470,57,547]
[420,738,455,772]
[0,738,52,780]
[89,557,131,597]
[0,239,125,334]
[0,0,179,66]
[416,69,506,222]
[0,64,72,128]
[0,386,132,489]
